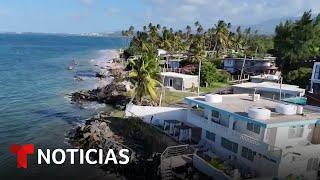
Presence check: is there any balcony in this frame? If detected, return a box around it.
[188,110,283,161]
[188,110,229,137]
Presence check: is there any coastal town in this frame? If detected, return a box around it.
[66,11,320,180]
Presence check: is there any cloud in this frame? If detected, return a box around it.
[139,0,320,28]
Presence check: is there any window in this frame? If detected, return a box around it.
[168,78,173,87]
[314,65,320,80]
[211,110,220,123]
[241,147,256,161]
[247,122,261,134]
[206,131,215,142]
[288,125,304,139]
[221,137,238,153]
[313,83,320,92]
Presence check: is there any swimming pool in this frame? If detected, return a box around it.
[282,97,307,105]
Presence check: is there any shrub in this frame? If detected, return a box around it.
[201,61,230,86]
[286,67,312,88]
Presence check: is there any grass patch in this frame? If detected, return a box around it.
[162,90,195,106]
[209,158,225,170]
[161,83,229,106]
[200,82,229,94]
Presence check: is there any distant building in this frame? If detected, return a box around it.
[184,94,320,179]
[157,49,187,70]
[161,72,198,91]
[307,62,320,106]
[223,57,277,75]
[250,73,280,83]
[232,82,305,99]
[157,49,168,57]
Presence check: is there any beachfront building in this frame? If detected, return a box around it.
[232,82,305,99]
[307,62,320,106]
[161,72,198,91]
[183,94,320,179]
[223,57,277,75]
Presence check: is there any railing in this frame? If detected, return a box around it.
[189,110,283,160]
[161,145,195,160]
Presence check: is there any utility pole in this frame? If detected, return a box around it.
[239,55,247,84]
[279,76,283,100]
[159,69,166,106]
[197,60,201,96]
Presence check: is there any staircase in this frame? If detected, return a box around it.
[160,145,195,180]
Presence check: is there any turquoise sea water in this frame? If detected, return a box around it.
[0,34,125,179]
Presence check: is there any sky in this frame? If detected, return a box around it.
[0,0,320,34]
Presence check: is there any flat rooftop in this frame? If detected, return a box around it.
[223,57,275,62]
[232,82,305,94]
[185,94,320,126]
[161,72,198,79]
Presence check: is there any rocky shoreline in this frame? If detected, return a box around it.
[67,51,179,179]
[70,80,130,110]
[67,112,178,179]
[70,56,131,110]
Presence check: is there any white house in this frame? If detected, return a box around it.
[161,72,198,91]
[183,94,320,179]
[311,62,320,94]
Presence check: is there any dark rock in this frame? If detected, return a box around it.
[70,81,130,109]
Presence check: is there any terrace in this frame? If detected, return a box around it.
[185,94,320,127]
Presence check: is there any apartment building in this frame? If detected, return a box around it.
[308,62,320,107]
[184,94,320,179]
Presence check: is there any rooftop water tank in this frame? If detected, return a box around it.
[205,94,223,103]
[275,104,297,115]
[248,107,271,120]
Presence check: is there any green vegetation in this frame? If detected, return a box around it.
[209,158,225,170]
[128,43,162,104]
[124,10,320,101]
[124,21,273,59]
[200,82,229,94]
[200,61,230,86]
[274,10,320,87]
[162,90,195,106]
[286,68,313,88]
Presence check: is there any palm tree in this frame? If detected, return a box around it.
[212,20,231,57]
[122,26,135,47]
[128,43,162,104]
[156,24,161,30]
[232,26,245,53]
[186,25,192,39]
[194,21,200,28]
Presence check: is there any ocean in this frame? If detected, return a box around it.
[0,34,126,179]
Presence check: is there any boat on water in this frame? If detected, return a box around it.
[307,62,320,106]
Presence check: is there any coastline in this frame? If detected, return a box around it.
[67,48,181,179]
[89,49,121,89]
